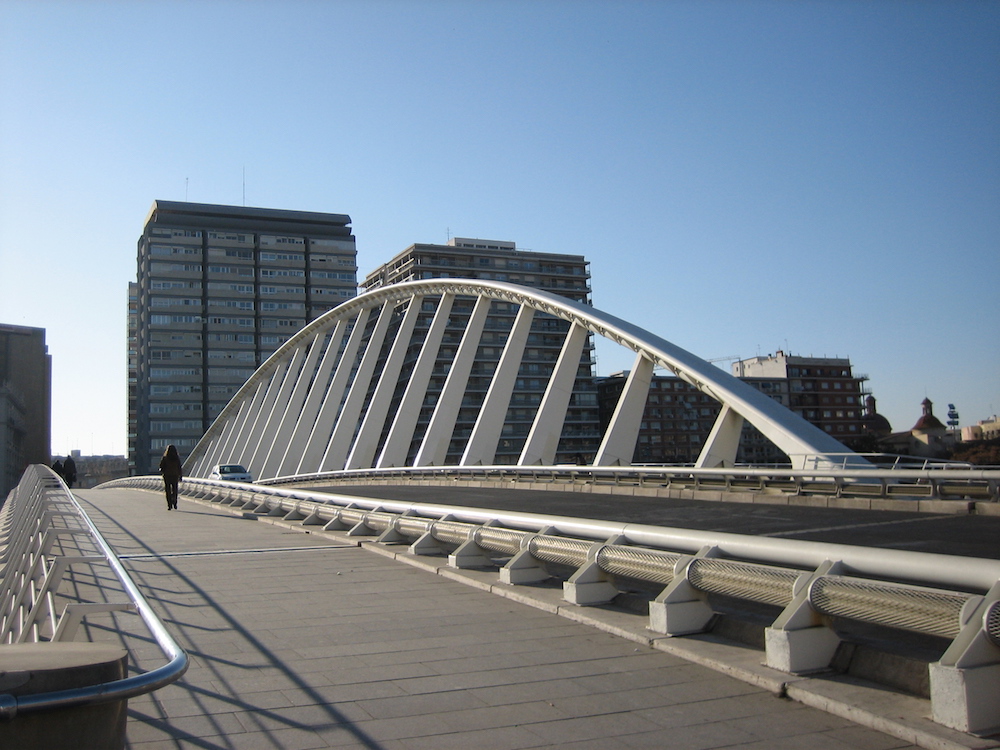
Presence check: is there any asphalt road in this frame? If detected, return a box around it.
[305,484,1000,560]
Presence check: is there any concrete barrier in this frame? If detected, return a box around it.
[0,643,128,750]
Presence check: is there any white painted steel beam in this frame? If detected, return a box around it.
[241,358,294,478]
[322,301,396,471]
[462,304,534,465]
[594,353,654,466]
[259,331,326,479]
[226,380,269,469]
[203,396,251,474]
[696,404,745,469]
[520,322,589,466]
[347,296,422,470]
[247,349,302,474]
[376,294,455,468]
[295,310,371,474]
[414,295,491,467]
[279,322,346,477]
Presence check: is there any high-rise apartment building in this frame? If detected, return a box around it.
[362,238,600,464]
[733,351,868,458]
[0,323,51,496]
[132,201,357,474]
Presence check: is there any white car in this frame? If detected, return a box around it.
[209,464,253,483]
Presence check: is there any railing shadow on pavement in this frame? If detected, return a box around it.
[0,465,188,745]
[73,488,386,750]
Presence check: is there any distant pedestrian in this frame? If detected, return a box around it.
[159,444,183,511]
[63,455,77,489]
[52,459,64,481]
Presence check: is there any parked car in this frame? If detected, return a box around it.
[209,464,253,482]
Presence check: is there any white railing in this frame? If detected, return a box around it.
[0,466,187,720]
[105,474,1000,734]
[265,463,1000,503]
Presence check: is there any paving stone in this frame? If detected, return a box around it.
[63,488,978,750]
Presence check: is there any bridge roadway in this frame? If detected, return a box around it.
[73,486,995,750]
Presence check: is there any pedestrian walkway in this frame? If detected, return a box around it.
[73,487,989,750]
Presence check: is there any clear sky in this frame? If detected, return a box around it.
[1,0,997,458]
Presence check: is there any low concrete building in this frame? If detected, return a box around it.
[962,415,1000,442]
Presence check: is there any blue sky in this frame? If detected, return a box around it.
[1,0,997,457]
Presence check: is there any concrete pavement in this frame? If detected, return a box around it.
[73,487,995,750]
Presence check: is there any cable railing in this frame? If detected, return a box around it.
[0,465,188,720]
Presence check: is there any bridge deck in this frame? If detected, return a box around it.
[73,487,988,750]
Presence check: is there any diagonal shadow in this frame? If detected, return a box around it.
[76,493,386,750]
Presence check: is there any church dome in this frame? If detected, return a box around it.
[861,395,892,437]
[912,397,946,432]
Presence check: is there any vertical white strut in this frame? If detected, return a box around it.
[593,353,654,466]
[347,296,422,470]
[247,349,302,474]
[225,380,268,469]
[259,331,326,479]
[414,295,491,466]
[238,362,291,475]
[696,404,745,468]
[322,302,396,471]
[295,309,371,474]
[519,322,589,465]
[377,294,455,468]
[204,395,252,474]
[277,321,346,477]
[462,304,535,465]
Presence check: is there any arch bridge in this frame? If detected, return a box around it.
[185,279,870,482]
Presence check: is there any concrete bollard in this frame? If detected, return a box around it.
[0,642,129,750]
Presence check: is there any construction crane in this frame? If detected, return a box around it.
[654,355,742,378]
[707,355,742,367]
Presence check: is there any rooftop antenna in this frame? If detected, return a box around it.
[447,227,451,242]
[185,177,189,201]
[242,166,246,206]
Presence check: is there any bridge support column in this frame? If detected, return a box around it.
[0,642,128,750]
[765,561,843,674]
[929,586,1000,735]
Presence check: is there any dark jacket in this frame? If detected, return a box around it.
[159,452,183,480]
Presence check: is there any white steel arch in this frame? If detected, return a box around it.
[185,279,867,480]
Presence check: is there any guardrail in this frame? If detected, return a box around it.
[263,464,1000,503]
[105,474,1000,734]
[0,465,188,722]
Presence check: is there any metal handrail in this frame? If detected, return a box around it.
[107,475,1000,593]
[262,463,1000,502]
[0,466,188,720]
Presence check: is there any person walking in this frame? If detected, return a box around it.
[63,454,77,489]
[159,444,183,511]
